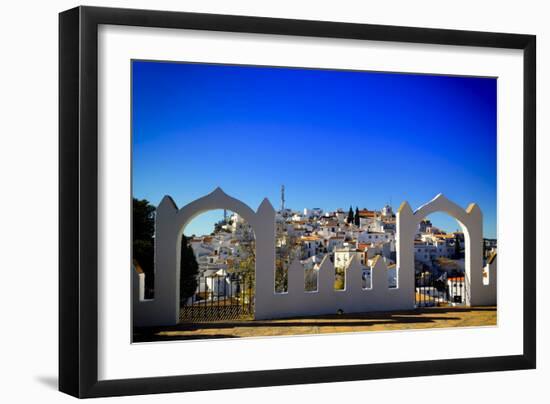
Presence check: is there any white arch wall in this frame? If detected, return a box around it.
[133,191,496,326]
[133,188,276,327]
[396,193,496,307]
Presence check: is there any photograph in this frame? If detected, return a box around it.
[131,60,498,342]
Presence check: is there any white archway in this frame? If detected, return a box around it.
[133,188,275,327]
[396,193,495,307]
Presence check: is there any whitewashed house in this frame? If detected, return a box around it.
[334,244,366,270]
[447,276,466,304]
[358,231,394,244]
[301,235,323,258]
[326,236,345,252]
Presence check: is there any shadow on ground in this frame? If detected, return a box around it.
[133,306,496,342]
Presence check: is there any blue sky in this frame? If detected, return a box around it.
[132,60,497,238]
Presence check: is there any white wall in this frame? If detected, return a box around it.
[0,0,547,403]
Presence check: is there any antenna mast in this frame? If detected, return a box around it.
[281,185,285,213]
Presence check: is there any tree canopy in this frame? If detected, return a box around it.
[133,198,156,298]
[347,206,354,224]
[454,235,462,259]
[180,234,199,302]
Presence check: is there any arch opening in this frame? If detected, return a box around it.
[413,212,468,307]
[396,194,482,308]
[177,209,256,322]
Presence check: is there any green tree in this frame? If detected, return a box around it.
[274,257,288,293]
[234,226,256,305]
[237,226,256,276]
[354,206,360,226]
[180,234,199,303]
[133,198,156,298]
[454,235,461,259]
[347,206,354,224]
[275,228,298,293]
[334,268,346,290]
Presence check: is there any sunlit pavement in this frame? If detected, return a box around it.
[133,306,497,342]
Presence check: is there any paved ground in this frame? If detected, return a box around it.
[134,306,496,342]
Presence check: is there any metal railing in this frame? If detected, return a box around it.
[415,272,466,307]
[180,273,254,322]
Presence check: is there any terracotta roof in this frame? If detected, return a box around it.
[358,209,377,218]
[435,233,455,239]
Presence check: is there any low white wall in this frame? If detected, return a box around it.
[254,255,412,320]
[478,254,497,305]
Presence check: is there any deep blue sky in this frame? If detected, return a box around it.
[132,60,497,238]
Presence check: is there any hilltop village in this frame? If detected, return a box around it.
[189,200,497,292]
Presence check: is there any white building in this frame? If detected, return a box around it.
[335,211,347,224]
[326,236,345,252]
[447,276,466,304]
[358,231,394,244]
[334,244,366,270]
[381,204,394,217]
[414,241,456,266]
[301,235,323,258]
[304,208,323,217]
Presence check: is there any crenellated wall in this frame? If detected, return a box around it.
[133,189,496,327]
[254,255,412,320]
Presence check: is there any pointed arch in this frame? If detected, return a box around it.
[173,187,260,235]
[133,188,276,326]
[396,194,491,307]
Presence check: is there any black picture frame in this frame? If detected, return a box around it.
[59,5,536,398]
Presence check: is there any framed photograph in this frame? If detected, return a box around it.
[59,6,536,398]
